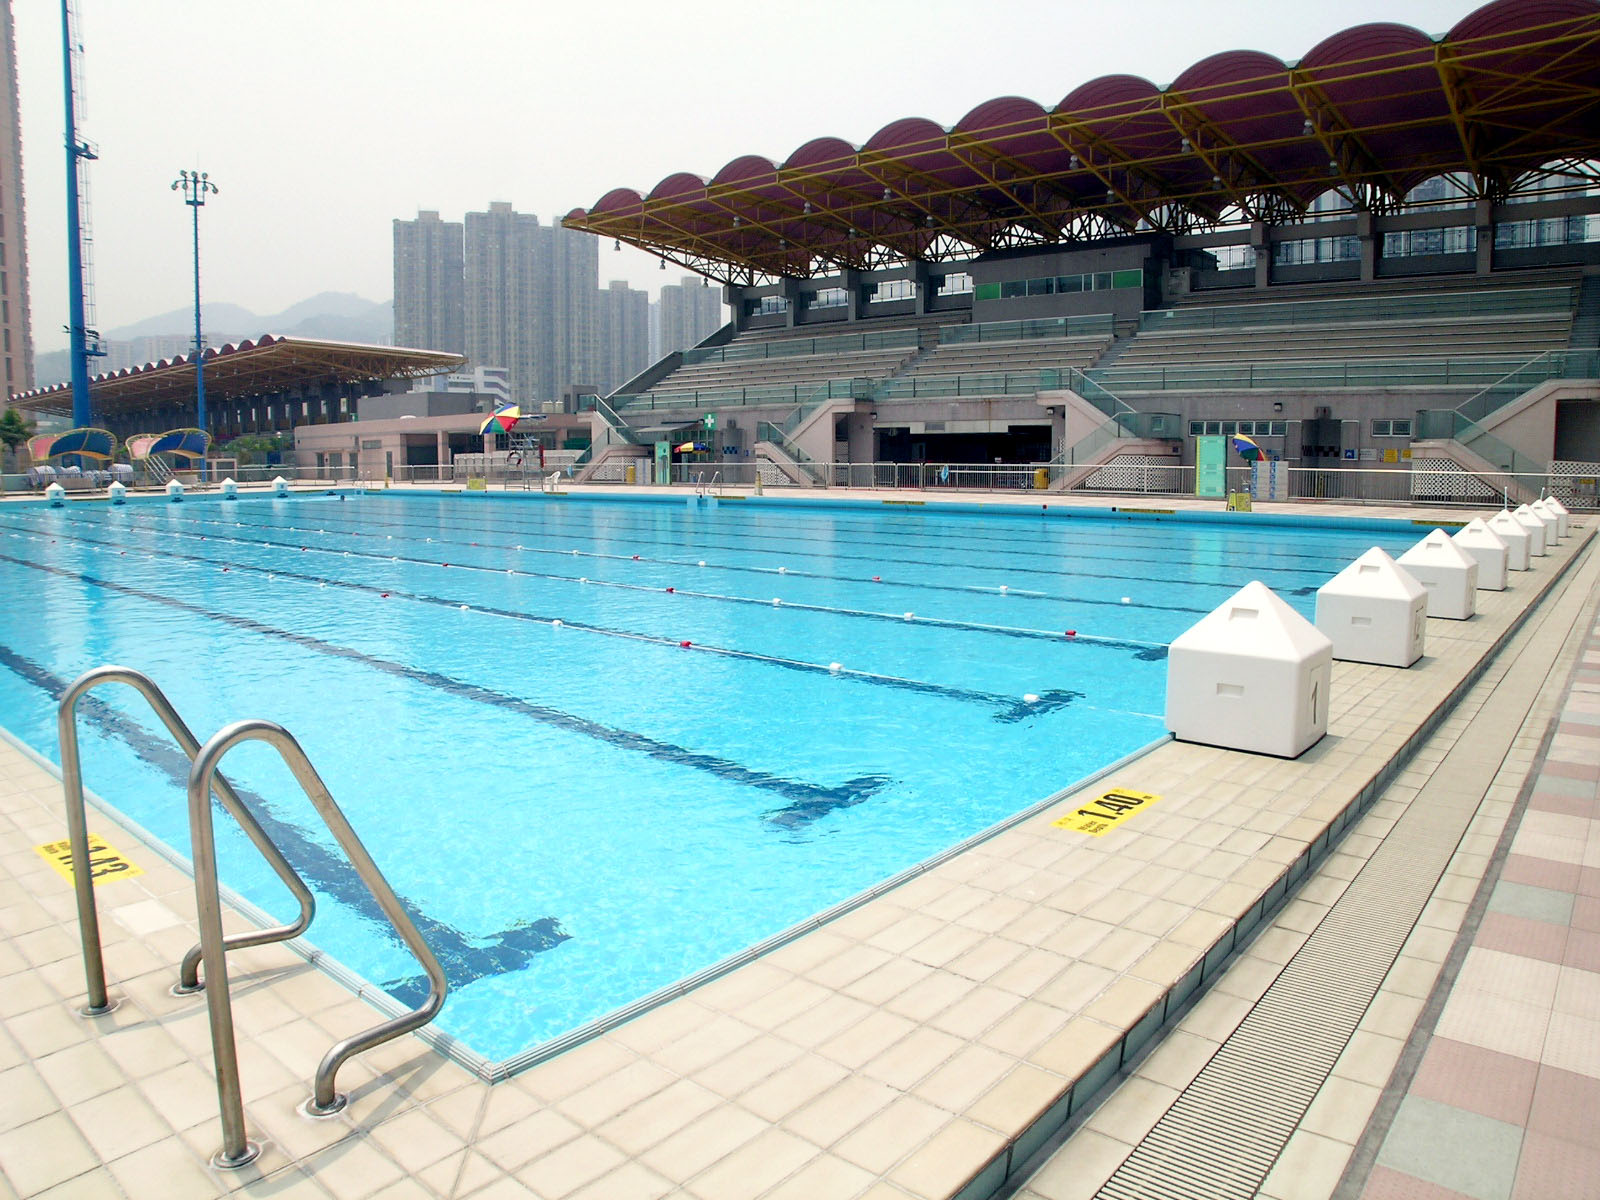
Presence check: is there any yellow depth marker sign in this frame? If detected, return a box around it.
[35,834,144,886]
[1054,788,1163,837]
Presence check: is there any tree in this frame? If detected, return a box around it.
[221,433,290,465]
[0,407,34,470]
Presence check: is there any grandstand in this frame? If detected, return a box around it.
[564,0,1600,503]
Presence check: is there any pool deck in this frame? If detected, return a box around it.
[0,487,1594,1200]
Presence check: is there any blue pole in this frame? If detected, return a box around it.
[61,0,90,430]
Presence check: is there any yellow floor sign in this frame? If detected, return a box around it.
[1054,787,1163,837]
[35,833,144,886]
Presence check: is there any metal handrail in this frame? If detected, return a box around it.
[56,666,315,1014]
[187,719,448,1166]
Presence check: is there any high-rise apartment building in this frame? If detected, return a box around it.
[657,276,724,359]
[395,202,603,406]
[0,0,33,397]
[464,202,541,405]
[597,280,649,395]
[540,218,599,403]
[394,211,465,354]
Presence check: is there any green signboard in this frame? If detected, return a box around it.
[1195,435,1227,498]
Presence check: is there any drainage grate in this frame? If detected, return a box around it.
[1094,679,1544,1198]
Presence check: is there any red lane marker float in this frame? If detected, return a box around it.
[442,563,450,568]
[1066,630,1076,637]
[665,587,675,593]
[679,640,692,648]
[872,575,882,582]
[381,592,390,598]
[222,567,229,572]
[632,555,640,560]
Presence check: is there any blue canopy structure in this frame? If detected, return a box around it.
[148,428,210,460]
[44,427,117,461]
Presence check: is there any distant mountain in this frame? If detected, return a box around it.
[103,293,391,343]
[29,294,394,388]
[104,303,262,342]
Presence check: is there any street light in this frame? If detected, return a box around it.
[172,169,218,479]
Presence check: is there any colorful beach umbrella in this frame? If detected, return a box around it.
[1231,434,1266,462]
[479,406,523,435]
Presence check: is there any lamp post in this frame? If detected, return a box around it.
[172,169,218,479]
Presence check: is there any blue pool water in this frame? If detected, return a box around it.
[0,492,1420,1061]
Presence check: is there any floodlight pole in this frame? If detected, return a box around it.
[173,170,218,480]
[61,0,95,431]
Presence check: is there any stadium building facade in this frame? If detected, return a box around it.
[562,0,1600,499]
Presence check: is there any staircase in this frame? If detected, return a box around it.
[1571,275,1600,349]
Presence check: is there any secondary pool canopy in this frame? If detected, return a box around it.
[10,336,467,422]
[564,0,1600,284]
[28,428,117,461]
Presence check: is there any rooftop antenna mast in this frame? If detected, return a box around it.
[61,0,102,429]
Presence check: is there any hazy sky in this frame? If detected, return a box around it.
[15,0,1484,354]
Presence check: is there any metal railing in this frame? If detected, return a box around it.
[58,667,315,1016]
[55,668,447,1170]
[604,375,874,413]
[939,313,1114,344]
[1084,355,1537,393]
[187,719,446,1164]
[873,367,1067,401]
[682,327,916,364]
[1452,347,1600,425]
[1139,285,1575,333]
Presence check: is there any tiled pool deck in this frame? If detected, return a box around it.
[0,486,1593,1199]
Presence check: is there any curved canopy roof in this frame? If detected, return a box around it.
[564,0,1600,284]
[11,336,466,420]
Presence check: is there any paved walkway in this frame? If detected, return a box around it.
[0,492,1591,1200]
[1008,520,1599,1200]
[1348,577,1600,1200]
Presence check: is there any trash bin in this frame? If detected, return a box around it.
[625,464,637,484]
[1033,467,1049,490]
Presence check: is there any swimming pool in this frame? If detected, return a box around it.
[0,492,1421,1064]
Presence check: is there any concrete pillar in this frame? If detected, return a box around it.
[1357,210,1376,282]
[436,430,450,467]
[1475,198,1494,276]
[781,278,802,328]
[843,269,861,320]
[1252,221,1270,289]
[912,261,931,314]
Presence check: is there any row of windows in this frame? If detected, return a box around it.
[974,268,1143,302]
[868,279,915,302]
[808,288,848,309]
[1206,213,1599,270]
[1188,420,1289,437]
[1187,418,1413,438]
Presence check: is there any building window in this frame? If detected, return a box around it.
[978,268,1142,302]
[809,287,848,309]
[869,279,915,302]
[936,273,973,296]
[1381,226,1476,258]
[1371,418,1413,437]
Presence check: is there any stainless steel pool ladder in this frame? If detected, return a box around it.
[58,666,448,1170]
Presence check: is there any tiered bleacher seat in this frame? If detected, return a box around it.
[904,333,1111,379]
[1095,284,1577,392]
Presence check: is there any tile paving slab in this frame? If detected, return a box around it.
[0,498,1590,1200]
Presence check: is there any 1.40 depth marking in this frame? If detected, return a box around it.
[1053,788,1163,837]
